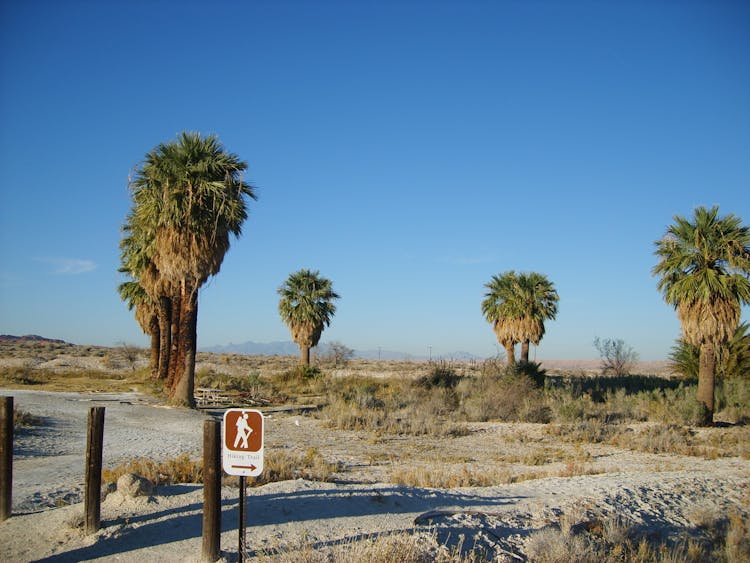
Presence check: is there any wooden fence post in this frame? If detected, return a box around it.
[85,406,105,534]
[202,419,221,561]
[0,396,12,521]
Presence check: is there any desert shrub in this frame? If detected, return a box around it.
[546,390,591,422]
[195,369,263,393]
[319,341,355,368]
[342,378,386,409]
[716,377,750,422]
[515,360,547,387]
[479,355,506,377]
[636,385,708,426]
[619,424,695,455]
[420,386,460,416]
[593,337,639,376]
[323,395,387,431]
[416,362,462,389]
[298,365,323,380]
[323,376,465,437]
[457,371,544,422]
[550,419,618,444]
[0,365,51,385]
[268,365,329,398]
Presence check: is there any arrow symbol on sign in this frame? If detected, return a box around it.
[233,464,257,471]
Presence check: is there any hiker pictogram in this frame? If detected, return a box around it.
[224,409,263,452]
[233,412,253,448]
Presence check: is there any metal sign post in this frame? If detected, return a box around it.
[222,409,264,562]
[238,475,246,561]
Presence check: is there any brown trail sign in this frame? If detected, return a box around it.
[222,409,264,477]
[222,409,264,561]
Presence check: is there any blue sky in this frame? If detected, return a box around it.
[1,0,748,360]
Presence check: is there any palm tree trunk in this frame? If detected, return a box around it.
[157,296,171,380]
[504,340,516,368]
[521,340,530,363]
[170,287,197,407]
[167,291,181,389]
[697,343,716,425]
[148,314,160,379]
[301,345,311,366]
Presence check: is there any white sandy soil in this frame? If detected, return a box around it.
[1,388,748,562]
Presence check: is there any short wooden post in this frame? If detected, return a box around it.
[202,419,221,562]
[0,396,12,521]
[84,406,105,534]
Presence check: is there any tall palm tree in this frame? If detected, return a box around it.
[515,272,559,363]
[128,132,256,406]
[481,271,523,366]
[481,271,559,367]
[278,269,340,365]
[653,206,750,424]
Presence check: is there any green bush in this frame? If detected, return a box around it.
[457,372,543,422]
[716,377,750,422]
[195,369,263,392]
[416,362,462,389]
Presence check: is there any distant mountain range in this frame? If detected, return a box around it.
[200,340,482,361]
[0,334,482,361]
[0,334,68,344]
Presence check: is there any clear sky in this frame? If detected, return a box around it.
[1,0,748,361]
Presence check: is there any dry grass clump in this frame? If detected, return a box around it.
[252,448,342,486]
[257,529,483,563]
[0,365,52,386]
[526,507,750,563]
[102,453,203,486]
[13,406,43,427]
[546,421,748,459]
[546,419,619,444]
[103,448,342,489]
[195,368,268,398]
[0,365,143,392]
[556,460,602,478]
[390,465,515,488]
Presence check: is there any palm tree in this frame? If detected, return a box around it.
[653,206,750,424]
[128,132,256,406]
[481,271,559,367]
[481,271,523,366]
[515,272,559,363]
[278,269,340,365]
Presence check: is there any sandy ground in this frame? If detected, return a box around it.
[1,388,749,562]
